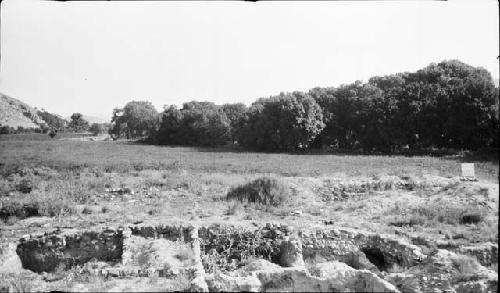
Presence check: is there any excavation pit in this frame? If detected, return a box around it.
[361,247,390,271]
[198,224,292,273]
[16,228,124,273]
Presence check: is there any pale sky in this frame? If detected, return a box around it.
[0,0,498,119]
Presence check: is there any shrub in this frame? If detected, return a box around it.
[15,178,33,194]
[81,206,93,214]
[148,207,161,216]
[0,201,39,221]
[226,177,289,206]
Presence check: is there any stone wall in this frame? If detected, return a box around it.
[129,224,194,242]
[10,222,496,293]
[16,228,123,273]
[299,228,426,271]
[11,224,432,275]
[457,242,498,267]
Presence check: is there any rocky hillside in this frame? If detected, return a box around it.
[0,93,68,130]
[0,93,47,129]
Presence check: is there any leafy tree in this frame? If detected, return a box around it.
[367,74,407,150]
[179,101,231,146]
[68,113,89,132]
[109,101,159,139]
[221,103,248,142]
[109,108,126,139]
[310,82,369,150]
[238,92,325,151]
[400,60,498,150]
[155,101,231,147]
[156,105,184,145]
[37,111,67,130]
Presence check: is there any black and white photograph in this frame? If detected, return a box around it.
[0,0,498,291]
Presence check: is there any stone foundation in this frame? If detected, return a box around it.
[300,227,426,271]
[8,223,498,292]
[16,228,123,273]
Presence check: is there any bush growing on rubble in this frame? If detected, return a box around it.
[15,178,33,194]
[226,177,289,206]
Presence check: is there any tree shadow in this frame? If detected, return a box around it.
[112,139,499,162]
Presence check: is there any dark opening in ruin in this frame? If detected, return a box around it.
[361,247,389,271]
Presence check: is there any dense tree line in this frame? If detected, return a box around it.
[109,60,499,152]
[109,101,159,140]
[156,101,232,146]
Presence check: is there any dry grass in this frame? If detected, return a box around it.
[390,200,488,227]
[0,195,76,222]
[225,201,241,215]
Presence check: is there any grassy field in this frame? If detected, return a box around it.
[0,139,498,181]
[0,137,497,237]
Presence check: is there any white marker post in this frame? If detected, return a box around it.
[461,163,476,181]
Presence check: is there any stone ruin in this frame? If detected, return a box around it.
[2,222,498,292]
